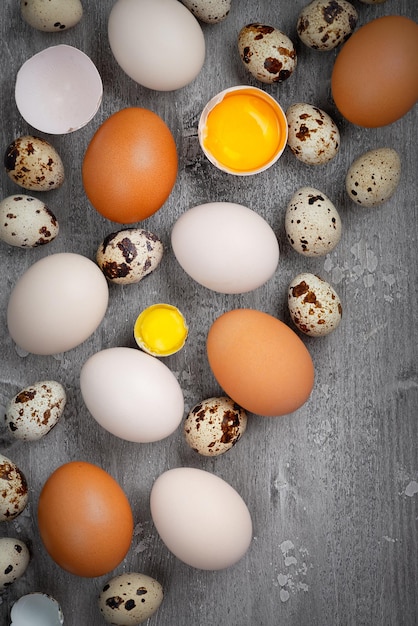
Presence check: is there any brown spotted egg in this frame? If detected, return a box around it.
[238,23,297,84]
[286,103,340,165]
[285,186,342,256]
[98,572,163,625]
[182,0,231,23]
[288,273,342,337]
[184,396,247,456]
[0,194,59,248]
[4,136,64,191]
[297,0,358,51]
[345,148,401,207]
[96,228,163,285]
[0,454,29,522]
[0,538,30,590]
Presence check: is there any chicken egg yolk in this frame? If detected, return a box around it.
[202,90,286,173]
[134,304,188,356]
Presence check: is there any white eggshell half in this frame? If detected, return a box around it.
[10,593,64,626]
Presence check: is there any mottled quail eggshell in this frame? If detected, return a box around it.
[286,103,340,165]
[184,396,247,456]
[96,228,163,285]
[21,0,83,31]
[0,454,29,522]
[5,381,66,441]
[285,186,342,256]
[98,572,163,625]
[238,23,297,84]
[0,538,30,590]
[182,0,230,23]
[0,195,59,248]
[4,136,64,192]
[345,148,401,207]
[297,0,358,51]
[288,273,342,337]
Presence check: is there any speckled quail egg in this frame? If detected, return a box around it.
[0,195,59,248]
[286,103,340,165]
[288,273,342,337]
[96,228,163,285]
[98,572,163,625]
[4,136,64,191]
[21,0,83,32]
[184,397,247,456]
[358,0,387,3]
[0,538,30,590]
[5,381,66,441]
[0,454,29,522]
[285,186,342,256]
[297,0,358,51]
[238,23,297,84]
[181,0,230,23]
[345,148,401,207]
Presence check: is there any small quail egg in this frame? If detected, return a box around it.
[184,397,247,456]
[21,0,83,32]
[181,0,231,23]
[4,136,64,192]
[0,538,30,590]
[238,23,297,84]
[285,186,342,256]
[96,228,163,285]
[98,572,163,625]
[288,273,342,337]
[286,103,340,165]
[345,147,401,207]
[297,0,358,51]
[0,454,29,522]
[5,381,66,441]
[0,195,59,248]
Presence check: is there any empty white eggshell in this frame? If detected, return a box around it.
[10,593,64,626]
[15,44,103,134]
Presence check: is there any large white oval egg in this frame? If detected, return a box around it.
[171,202,279,294]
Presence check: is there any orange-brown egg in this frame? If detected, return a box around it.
[82,107,178,224]
[331,16,418,128]
[37,461,134,577]
[206,309,314,417]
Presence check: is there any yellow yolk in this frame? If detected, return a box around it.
[134,304,188,356]
[202,90,286,173]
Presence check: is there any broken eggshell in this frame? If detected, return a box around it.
[10,593,64,626]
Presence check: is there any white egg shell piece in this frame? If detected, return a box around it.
[5,381,66,441]
[285,186,342,256]
[10,593,64,626]
[0,454,29,522]
[80,347,184,443]
[7,252,109,356]
[150,467,253,570]
[286,103,340,165]
[96,228,163,285]
[238,23,297,84]
[0,195,59,248]
[288,273,342,337]
[108,0,206,91]
[0,538,30,590]
[15,45,103,135]
[297,0,358,51]
[184,397,247,456]
[20,0,83,32]
[171,202,279,294]
[345,148,401,207]
[182,0,231,23]
[4,136,64,192]
[98,573,164,625]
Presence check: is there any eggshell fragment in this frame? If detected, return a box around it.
[0,538,30,590]
[20,0,83,32]
[286,103,340,165]
[4,136,64,191]
[184,397,247,456]
[297,0,358,51]
[98,573,164,625]
[0,195,59,248]
[5,381,66,441]
[345,148,401,207]
[288,273,342,337]
[182,0,230,23]
[0,454,29,522]
[10,592,64,626]
[285,186,342,256]
[238,23,297,84]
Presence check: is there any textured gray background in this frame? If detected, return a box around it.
[0,1,417,625]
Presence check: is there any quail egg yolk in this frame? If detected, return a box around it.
[134,304,188,356]
[202,90,285,173]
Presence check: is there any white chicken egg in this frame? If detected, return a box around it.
[0,454,29,522]
[286,102,340,165]
[108,0,206,91]
[171,201,279,294]
[0,194,59,248]
[288,273,342,337]
[0,538,30,590]
[10,593,64,626]
[15,45,102,134]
